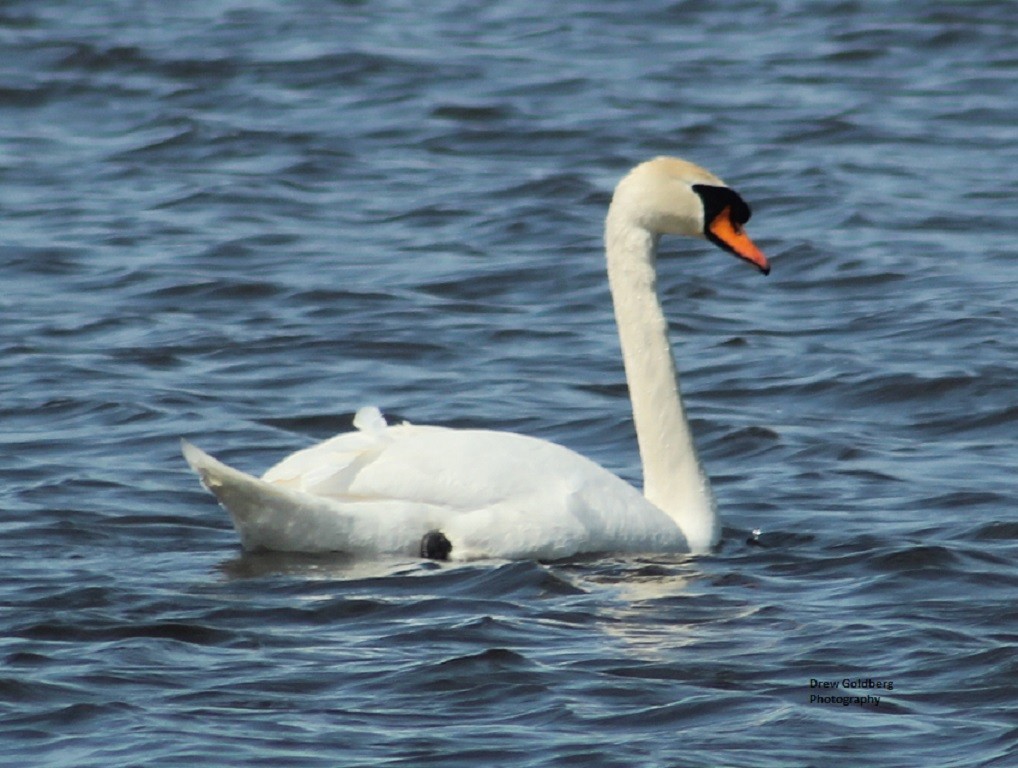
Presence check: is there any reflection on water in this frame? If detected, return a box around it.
[217,550,440,581]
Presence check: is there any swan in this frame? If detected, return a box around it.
[183,156,770,561]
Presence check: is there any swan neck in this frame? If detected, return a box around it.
[604,210,718,552]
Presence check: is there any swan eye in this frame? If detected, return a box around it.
[731,199,751,225]
[692,184,752,228]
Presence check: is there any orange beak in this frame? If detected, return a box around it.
[708,206,770,275]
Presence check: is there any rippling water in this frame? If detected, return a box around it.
[2,2,1016,766]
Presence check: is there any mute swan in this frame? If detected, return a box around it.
[183,156,770,561]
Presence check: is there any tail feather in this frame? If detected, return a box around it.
[181,440,431,555]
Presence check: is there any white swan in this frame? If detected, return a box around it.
[183,156,770,561]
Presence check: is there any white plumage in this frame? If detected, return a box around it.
[184,156,770,561]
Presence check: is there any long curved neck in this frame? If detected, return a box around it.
[604,209,718,552]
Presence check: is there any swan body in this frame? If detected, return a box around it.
[184,156,769,561]
[183,407,686,561]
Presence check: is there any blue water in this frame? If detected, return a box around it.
[2,2,1016,766]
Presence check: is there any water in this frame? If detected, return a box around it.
[2,1,1016,765]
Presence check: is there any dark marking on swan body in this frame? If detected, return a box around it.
[420,530,452,561]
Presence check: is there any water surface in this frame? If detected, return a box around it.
[2,2,1016,766]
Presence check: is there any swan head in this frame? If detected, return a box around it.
[608,156,770,274]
